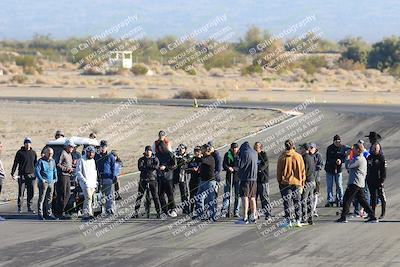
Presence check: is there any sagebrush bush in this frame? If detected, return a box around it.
[131,64,148,75]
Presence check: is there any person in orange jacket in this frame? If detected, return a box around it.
[277,139,306,228]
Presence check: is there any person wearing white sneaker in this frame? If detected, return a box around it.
[277,140,305,228]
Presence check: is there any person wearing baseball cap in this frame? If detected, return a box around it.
[54,139,76,219]
[324,134,346,208]
[55,130,64,139]
[153,130,172,154]
[11,137,38,213]
[94,140,117,215]
[133,145,161,219]
[221,142,240,218]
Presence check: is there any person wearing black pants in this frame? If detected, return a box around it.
[55,140,75,219]
[11,138,37,213]
[367,143,387,219]
[156,143,177,217]
[337,143,378,223]
[173,144,190,214]
[187,146,202,213]
[254,142,271,220]
[133,146,161,218]
[300,143,316,225]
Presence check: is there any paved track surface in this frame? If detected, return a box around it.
[1,98,400,267]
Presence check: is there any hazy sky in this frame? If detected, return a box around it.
[0,0,399,42]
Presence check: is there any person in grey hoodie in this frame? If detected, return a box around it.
[237,141,258,223]
[337,143,377,223]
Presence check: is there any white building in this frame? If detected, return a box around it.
[108,51,133,69]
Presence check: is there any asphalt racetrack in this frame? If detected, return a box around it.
[1,98,400,267]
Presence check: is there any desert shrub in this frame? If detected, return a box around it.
[173,89,227,99]
[185,68,196,75]
[294,56,328,75]
[131,64,148,75]
[81,67,104,75]
[337,59,365,71]
[389,65,400,78]
[241,64,263,76]
[367,37,400,70]
[15,56,35,68]
[339,37,371,65]
[10,74,28,83]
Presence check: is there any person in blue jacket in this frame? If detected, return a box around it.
[95,140,116,215]
[35,147,58,220]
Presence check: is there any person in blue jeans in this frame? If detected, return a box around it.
[95,140,116,215]
[324,135,346,207]
[195,144,217,221]
[221,142,240,217]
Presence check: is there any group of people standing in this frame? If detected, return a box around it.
[0,131,124,221]
[133,130,271,223]
[0,129,387,226]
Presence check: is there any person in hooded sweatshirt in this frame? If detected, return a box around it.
[76,146,98,222]
[156,142,177,217]
[336,143,378,223]
[237,141,258,224]
[11,137,38,214]
[299,143,316,225]
[277,140,305,228]
[367,143,387,219]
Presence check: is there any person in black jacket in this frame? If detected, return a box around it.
[194,144,217,221]
[254,142,271,220]
[186,146,202,213]
[133,146,161,219]
[324,134,346,207]
[173,144,191,214]
[300,143,316,225]
[309,143,324,217]
[221,142,240,217]
[156,142,177,217]
[11,138,38,213]
[367,143,387,219]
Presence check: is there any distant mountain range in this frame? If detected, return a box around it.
[0,0,399,42]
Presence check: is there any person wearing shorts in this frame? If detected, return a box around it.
[237,141,258,224]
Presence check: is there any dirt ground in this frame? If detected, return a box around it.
[0,100,278,201]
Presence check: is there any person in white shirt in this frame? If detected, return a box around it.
[76,146,98,221]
